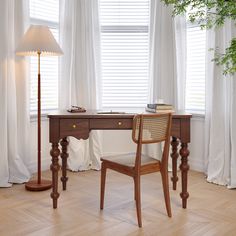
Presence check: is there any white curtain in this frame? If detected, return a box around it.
[59,0,102,171]
[145,0,186,159]
[205,20,236,188]
[0,0,31,187]
[149,0,186,109]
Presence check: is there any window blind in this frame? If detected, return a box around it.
[30,0,59,24]
[29,0,59,114]
[185,25,206,114]
[100,0,150,108]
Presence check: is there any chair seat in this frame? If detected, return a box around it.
[101,152,160,168]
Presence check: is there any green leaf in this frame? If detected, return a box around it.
[161,0,236,75]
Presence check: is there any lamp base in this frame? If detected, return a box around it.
[25,179,52,191]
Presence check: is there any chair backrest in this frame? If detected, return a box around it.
[132,113,172,144]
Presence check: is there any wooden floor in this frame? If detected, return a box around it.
[0,170,236,236]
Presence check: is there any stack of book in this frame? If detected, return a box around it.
[145,103,174,113]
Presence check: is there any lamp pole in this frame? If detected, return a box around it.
[37,51,41,185]
[25,50,52,191]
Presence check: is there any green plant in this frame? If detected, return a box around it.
[162,0,236,75]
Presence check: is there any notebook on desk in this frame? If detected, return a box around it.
[97,111,126,114]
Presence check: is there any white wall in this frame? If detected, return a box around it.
[28,116,206,174]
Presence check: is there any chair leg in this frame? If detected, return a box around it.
[100,163,107,210]
[161,169,172,217]
[133,177,136,201]
[134,176,142,227]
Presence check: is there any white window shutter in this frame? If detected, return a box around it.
[100,0,150,109]
[185,25,206,114]
[29,0,59,114]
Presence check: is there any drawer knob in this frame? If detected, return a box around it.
[72,124,77,129]
[118,121,122,126]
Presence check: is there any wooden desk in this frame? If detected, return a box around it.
[48,110,192,209]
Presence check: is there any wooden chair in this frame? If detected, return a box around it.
[100,113,172,227]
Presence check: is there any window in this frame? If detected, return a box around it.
[185,23,206,114]
[100,0,150,109]
[29,0,59,114]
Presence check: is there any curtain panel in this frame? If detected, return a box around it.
[59,0,102,171]
[0,0,30,187]
[149,0,186,110]
[205,20,236,188]
[145,0,186,163]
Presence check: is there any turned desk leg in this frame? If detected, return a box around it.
[171,137,179,190]
[179,142,190,209]
[50,143,60,209]
[60,137,69,190]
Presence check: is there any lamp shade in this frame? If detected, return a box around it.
[16,25,63,56]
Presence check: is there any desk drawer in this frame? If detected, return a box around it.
[60,119,89,139]
[90,118,132,129]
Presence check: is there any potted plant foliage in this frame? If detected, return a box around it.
[162,0,236,75]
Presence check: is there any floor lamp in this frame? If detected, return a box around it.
[16,25,63,191]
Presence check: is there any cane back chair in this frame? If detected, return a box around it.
[100,113,172,227]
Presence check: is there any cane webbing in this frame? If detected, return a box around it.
[132,113,170,144]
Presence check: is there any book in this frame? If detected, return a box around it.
[145,107,174,113]
[147,103,173,110]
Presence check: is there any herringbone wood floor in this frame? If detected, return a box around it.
[0,170,236,236]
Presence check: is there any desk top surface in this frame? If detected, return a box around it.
[48,110,192,119]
